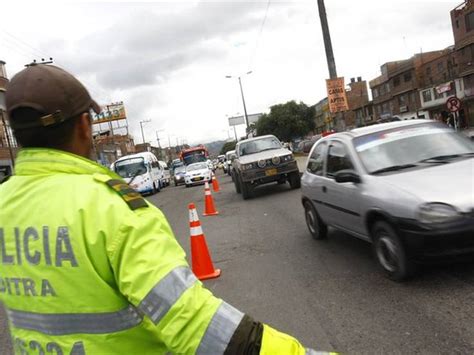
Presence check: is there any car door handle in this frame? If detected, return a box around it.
[322,186,327,193]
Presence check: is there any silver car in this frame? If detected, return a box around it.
[301,120,474,281]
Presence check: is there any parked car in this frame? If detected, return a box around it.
[112,152,163,194]
[159,161,171,187]
[173,165,186,186]
[225,150,236,176]
[232,135,300,199]
[301,119,474,281]
[184,162,212,187]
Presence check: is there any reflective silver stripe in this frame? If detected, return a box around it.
[196,302,244,355]
[7,305,142,335]
[306,349,333,355]
[138,266,197,324]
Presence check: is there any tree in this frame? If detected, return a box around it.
[220,141,237,155]
[256,101,315,142]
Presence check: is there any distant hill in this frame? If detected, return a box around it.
[204,140,226,157]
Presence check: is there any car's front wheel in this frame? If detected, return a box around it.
[304,201,327,240]
[241,180,254,200]
[233,172,241,194]
[372,221,415,281]
[288,171,301,189]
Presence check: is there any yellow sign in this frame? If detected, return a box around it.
[326,77,349,113]
[92,102,127,124]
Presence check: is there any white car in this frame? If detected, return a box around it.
[158,161,171,187]
[185,162,212,187]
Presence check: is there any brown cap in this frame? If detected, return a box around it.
[5,64,101,130]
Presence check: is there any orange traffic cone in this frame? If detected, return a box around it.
[211,172,220,192]
[189,203,221,280]
[203,181,219,216]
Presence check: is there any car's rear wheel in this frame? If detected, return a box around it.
[372,221,415,281]
[289,171,301,189]
[304,201,327,240]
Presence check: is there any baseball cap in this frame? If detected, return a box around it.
[5,64,101,130]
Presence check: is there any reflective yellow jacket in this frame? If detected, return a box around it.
[0,148,319,355]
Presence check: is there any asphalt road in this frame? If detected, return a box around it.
[1,170,473,353]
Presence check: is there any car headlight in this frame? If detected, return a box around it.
[281,154,293,162]
[417,203,461,224]
[241,163,254,171]
[257,159,266,168]
[272,156,281,165]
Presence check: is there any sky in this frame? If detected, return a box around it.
[0,0,460,146]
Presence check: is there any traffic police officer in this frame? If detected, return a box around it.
[0,64,325,354]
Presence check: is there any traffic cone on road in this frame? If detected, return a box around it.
[188,203,221,280]
[211,172,220,192]
[203,181,219,216]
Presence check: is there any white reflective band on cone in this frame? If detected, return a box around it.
[138,266,197,324]
[190,226,203,236]
[196,302,244,355]
[7,305,142,335]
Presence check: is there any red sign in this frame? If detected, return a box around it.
[446,97,461,112]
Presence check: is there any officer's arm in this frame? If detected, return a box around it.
[108,205,317,354]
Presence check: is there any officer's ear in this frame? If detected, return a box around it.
[76,112,93,142]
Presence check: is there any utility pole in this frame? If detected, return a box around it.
[317,0,337,79]
[226,71,252,135]
[238,77,250,132]
[317,0,345,131]
[139,119,151,144]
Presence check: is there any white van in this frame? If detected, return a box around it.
[112,152,163,194]
[158,161,171,187]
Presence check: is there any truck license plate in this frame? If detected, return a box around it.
[265,168,277,176]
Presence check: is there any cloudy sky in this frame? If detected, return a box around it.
[0,0,459,146]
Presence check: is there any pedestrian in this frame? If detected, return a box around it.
[0,64,325,354]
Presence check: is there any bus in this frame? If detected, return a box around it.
[180,145,209,166]
[112,152,163,194]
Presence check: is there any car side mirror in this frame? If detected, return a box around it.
[334,170,361,184]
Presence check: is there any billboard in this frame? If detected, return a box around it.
[228,113,262,126]
[326,77,349,113]
[92,101,127,124]
[228,115,245,126]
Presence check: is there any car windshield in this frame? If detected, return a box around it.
[239,137,281,156]
[115,158,147,178]
[175,166,186,174]
[353,123,474,174]
[186,163,208,172]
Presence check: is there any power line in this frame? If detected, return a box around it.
[247,0,271,71]
[0,28,111,102]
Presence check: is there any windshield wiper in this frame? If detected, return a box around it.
[418,152,474,163]
[128,170,144,185]
[371,164,418,175]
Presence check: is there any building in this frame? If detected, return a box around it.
[369,51,446,121]
[344,77,372,128]
[418,46,464,124]
[0,60,17,179]
[314,77,373,132]
[93,134,136,167]
[451,0,474,129]
[314,97,331,133]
